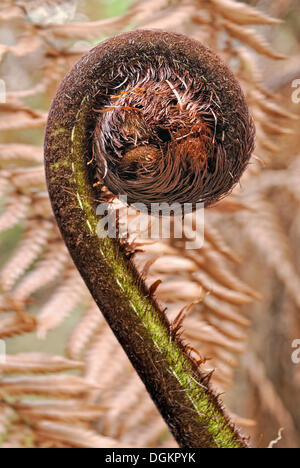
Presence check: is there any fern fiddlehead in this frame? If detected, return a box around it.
[44,30,255,448]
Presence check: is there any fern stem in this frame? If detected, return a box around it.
[45,31,251,448]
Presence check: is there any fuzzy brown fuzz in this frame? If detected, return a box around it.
[90,30,255,210]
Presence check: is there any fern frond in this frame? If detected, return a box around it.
[251,91,298,121]
[0,194,30,233]
[203,295,250,327]
[155,279,204,303]
[210,0,281,26]
[0,353,83,374]
[117,393,161,442]
[101,371,146,438]
[0,375,101,398]
[37,269,89,339]
[0,220,52,292]
[0,403,15,438]
[184,318,245,354]
[122,404,168,447]
[0,171,10,199]
[10,167,46,191]
[0,111,47,131]
[131,415,170,447]
[203,312,247,342]
[240,195,300,309]
[13,401,105,424]
[222,20,285,60]
[13,241,69,302]
[200,248,261,300]
[0,313,36,339]
[193,271,253,305]
[245,353,298,447]
[33,420,133,448]
[204,220,241,263]
[84,326,128,384]
[0,144,43,166]
[140,4,195,31]
[66,302,104,360]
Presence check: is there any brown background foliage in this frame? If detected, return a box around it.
[0,0,299,448]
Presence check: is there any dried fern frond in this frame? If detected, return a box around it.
[0,144,43,166]
[0,112,47,131]
[222,20,285,60]
[0,193,30,233]
[0,353,83,374]
[13,241,69,303]
[0,220,52,292]
[239,194,300,309]
[0,313,36,339]
[209,0,282,26]
[36,268,90,339]
[13,400,105,424]
[0,375,101,398]
[33,420,133,448]
[245,353,299,448]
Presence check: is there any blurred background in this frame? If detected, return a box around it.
[0,0,299,448]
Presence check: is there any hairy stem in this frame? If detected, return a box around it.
[45,31,250,448]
